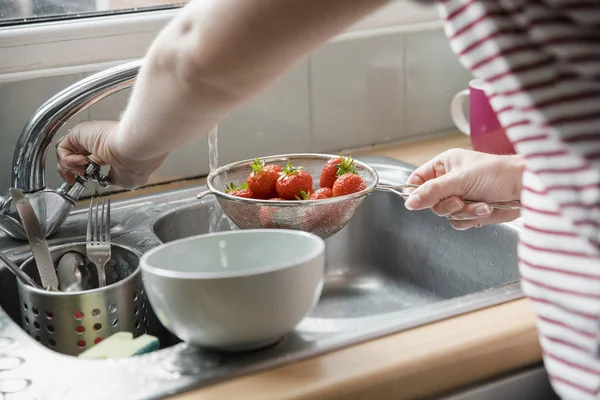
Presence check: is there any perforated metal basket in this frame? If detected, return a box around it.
[17,243,151,356]
[197,154,379,239]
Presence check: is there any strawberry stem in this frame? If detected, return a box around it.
[250,158,265,174]
[335,156,357,176]
[295,190,310,200]
[280,159,303,177]
[225,182,248,193]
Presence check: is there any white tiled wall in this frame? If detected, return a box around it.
[405,29,471,136]
[0,24,472,195]
[310,31,405,152]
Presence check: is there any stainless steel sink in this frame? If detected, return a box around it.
[0,156,524,399]
[153,180,519,322]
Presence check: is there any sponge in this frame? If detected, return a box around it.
[78,332,160,360]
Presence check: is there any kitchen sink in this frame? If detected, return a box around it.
[153,181,519,322]
[0,156,524,399]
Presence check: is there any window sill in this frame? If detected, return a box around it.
[0,1,439,82]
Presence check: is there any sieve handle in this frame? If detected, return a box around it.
[375,184,521,211]
[197,190,216,199]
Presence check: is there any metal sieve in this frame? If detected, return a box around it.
[196,153,521,239]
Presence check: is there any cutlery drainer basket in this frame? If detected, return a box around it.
[17,242,149,356]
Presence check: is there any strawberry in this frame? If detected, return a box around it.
[259,197,289,228]
[225,182,254,199]
[275,160,313,200]
[309,187,333,200]
[320,156,357,188]
[259,206,286,228]
[301,202,342,234]
[247,158,282,199]
[332,174,366,197]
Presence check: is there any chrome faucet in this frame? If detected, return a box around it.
[0,59,143,240]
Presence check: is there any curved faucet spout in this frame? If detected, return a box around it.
[12,59,143,193]
[1,59,143,240]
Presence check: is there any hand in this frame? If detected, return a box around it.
[56,121,168,190]
[403,149,524,230]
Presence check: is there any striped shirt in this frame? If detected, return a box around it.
[432,1,600,398]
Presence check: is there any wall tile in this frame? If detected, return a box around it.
[213,60,312,168]
[309,32,405,153]
[405,28,472,137]
[0,74,89,193]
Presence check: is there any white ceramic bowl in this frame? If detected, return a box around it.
[140,229,325,351]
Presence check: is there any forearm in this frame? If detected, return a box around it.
[505,154,526,200]
[113,0,391,161]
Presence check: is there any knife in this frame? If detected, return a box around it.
[9,188,59,291]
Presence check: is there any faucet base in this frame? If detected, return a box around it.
[0,189,76,240]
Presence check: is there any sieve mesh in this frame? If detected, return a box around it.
[205,154,379,239]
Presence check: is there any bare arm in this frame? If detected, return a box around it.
[113,0,391,161]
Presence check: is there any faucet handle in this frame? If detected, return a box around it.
[57,158,112,203]
[82,158,112,188]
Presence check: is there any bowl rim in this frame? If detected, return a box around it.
[140,229,325,279]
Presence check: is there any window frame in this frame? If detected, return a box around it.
[0,1,439,83]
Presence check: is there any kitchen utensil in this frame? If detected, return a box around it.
[9,188,59,291]
[87,197,111,287]
[56,252,88,292]
[17,242,150,356]
[0,251,42,289]
[451,79,516,155]
[141,229,325,351]
[196,153,521,239]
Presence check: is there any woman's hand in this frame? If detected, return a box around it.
[56,121,168,190]
[403,149,524,230]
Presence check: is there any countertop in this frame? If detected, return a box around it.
[100,132,542,400]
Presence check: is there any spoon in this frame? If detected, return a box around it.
[56,252,89,292]
[0,251,43,289]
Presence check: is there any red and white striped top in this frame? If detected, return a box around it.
[433,0,600,398]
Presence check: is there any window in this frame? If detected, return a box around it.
[0,0,184,25]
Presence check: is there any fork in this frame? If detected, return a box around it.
[87,197,111,287]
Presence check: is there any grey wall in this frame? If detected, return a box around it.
[0,26,472,195]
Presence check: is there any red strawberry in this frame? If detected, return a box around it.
[259,197,289,228]
[259,206,286,228]
[332,174,366,197]
[225,182,254,199]
[247,158,282,199]
[301,203,343,234]
[320,156,357,188]
[309,187,333,200]
[275,160,313,200]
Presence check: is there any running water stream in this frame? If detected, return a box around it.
[208,125,219,173]
[207,126,235,233]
